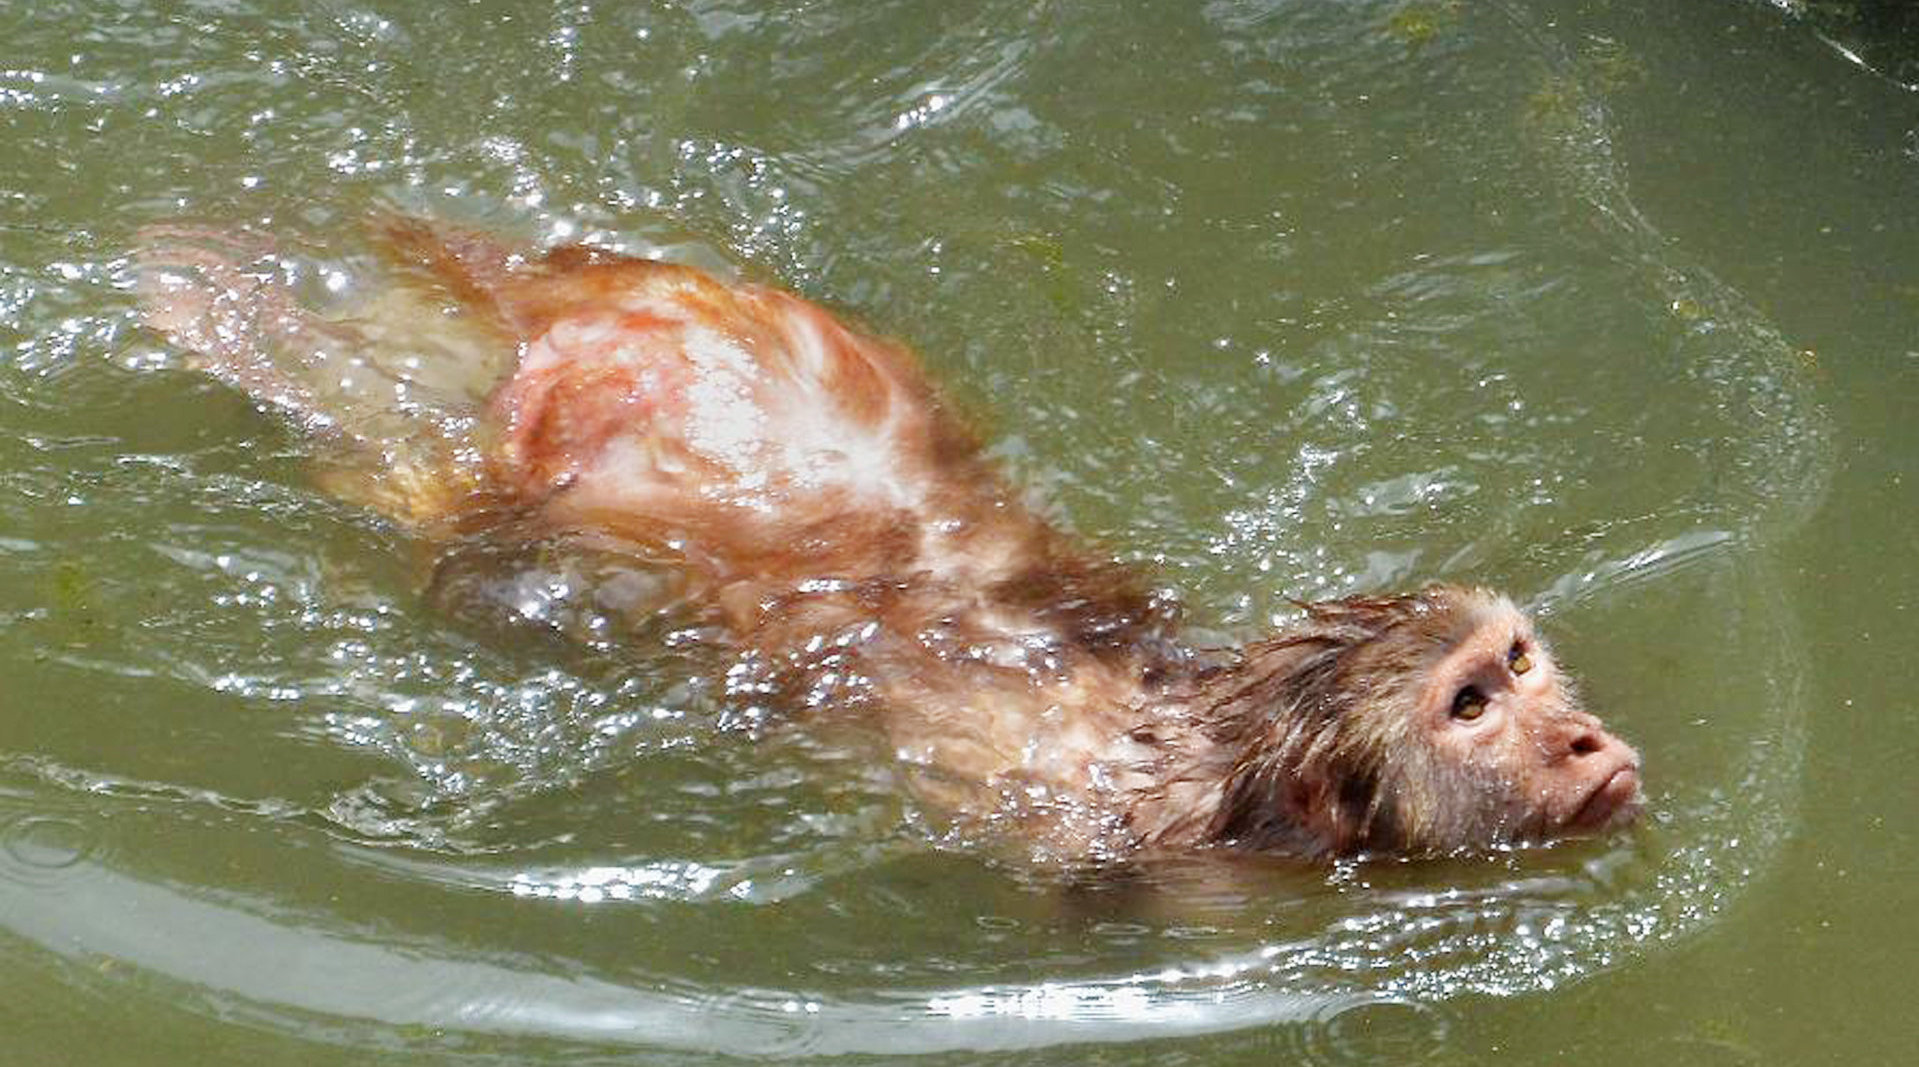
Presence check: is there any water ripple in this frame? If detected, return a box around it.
[0,809,98,888]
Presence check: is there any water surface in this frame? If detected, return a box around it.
[1,1,1913,1063]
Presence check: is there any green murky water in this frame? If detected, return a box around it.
[0,1,1912,1062]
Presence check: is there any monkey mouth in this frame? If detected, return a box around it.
[1565,763,1642,832]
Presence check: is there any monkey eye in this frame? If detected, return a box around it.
[1451,685,1488,720]
[1508,640,1533,676]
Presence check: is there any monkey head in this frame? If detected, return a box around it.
[1198,585,1642,857]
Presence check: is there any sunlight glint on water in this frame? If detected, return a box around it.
[0,0,1830,1060]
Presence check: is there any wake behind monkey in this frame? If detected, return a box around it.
[138,216,1642,863]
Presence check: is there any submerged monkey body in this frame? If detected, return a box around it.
[141,219,1642,861]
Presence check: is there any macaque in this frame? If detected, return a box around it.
[138,218,1642,862]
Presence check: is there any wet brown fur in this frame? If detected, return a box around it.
[138,218,1641,863]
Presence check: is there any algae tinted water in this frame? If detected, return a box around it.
[0,1,1913,1063]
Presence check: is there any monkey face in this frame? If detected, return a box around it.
[1398,600,1642,851]
[1196,587,1642,858]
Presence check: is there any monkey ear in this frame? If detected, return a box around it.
[1277,774,1369,857]
[1294,763,1391,856]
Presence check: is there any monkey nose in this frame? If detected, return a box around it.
[1567,725,1606,758]
[1560,718,1635,767]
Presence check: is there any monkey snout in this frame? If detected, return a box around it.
[1567,724,1606,758]
[1551,717,1636,771]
